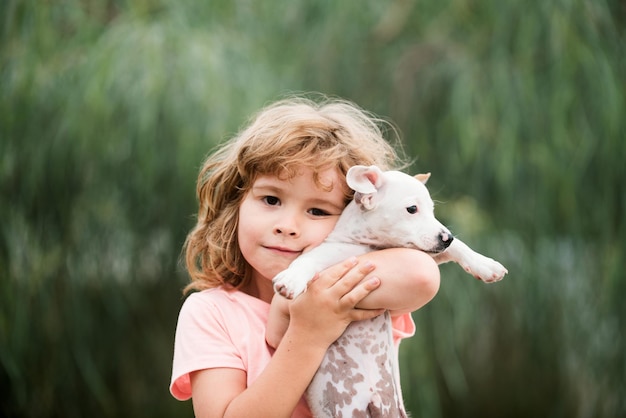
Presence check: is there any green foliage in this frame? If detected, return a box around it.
[1,0,624,416]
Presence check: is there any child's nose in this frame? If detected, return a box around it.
[274,216,300,237]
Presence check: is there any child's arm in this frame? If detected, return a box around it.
[266,293,290,349]
[190,258,384,418]
[355,248,440,316]
[266,248,440,349]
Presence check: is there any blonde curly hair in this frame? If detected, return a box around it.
[183,94,405,294]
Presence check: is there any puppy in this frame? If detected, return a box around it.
[273,165,507,417]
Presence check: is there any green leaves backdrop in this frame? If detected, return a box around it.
[1,0,624,416]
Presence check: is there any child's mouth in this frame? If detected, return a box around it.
[265,246,302,256]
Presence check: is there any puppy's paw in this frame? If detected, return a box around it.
[463,255,508,283]
[272,269,309,299]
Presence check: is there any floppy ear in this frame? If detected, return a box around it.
[414,172,431,184]
[346,165,385,210]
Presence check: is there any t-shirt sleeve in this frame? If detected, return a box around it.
[170,293,244,400]
[391,312,416,345]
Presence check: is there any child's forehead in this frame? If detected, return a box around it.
[251,166,352,198]
[256,166,344,186]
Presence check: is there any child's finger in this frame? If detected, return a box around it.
[331,259,376,297]
[350,307,386,323]
[314,256,360,287]
[340,276,380,308]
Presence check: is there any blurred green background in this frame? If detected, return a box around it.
[1,0,624,416]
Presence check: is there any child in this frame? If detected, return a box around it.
[170,95,440,417]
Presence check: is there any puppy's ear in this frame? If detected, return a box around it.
[347,166,385,211]
[346,165,384,194]
[414,173,431,184]
[354,192,376,210]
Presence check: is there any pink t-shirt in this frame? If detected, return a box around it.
[170,286,415,417]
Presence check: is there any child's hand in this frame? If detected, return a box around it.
[286,257,385,349]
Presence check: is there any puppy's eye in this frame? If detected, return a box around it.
[406,205,418,214]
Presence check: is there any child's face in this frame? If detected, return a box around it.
[238,167,347,292]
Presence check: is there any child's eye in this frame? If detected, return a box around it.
[309,208,330,217]
[263,196,280,206]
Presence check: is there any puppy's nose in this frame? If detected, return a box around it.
[439,231,454,248]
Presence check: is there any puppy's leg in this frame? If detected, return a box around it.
[433,239,507,282]
[273,242,370,299]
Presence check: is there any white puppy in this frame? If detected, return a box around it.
[273,165,507,417]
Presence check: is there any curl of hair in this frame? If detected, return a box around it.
[183,94,405,294]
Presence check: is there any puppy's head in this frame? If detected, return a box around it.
[346,165,452,253]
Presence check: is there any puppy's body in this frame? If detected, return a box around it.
[273,166,507,417]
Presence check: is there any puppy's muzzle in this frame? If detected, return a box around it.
[438,231,454,250]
